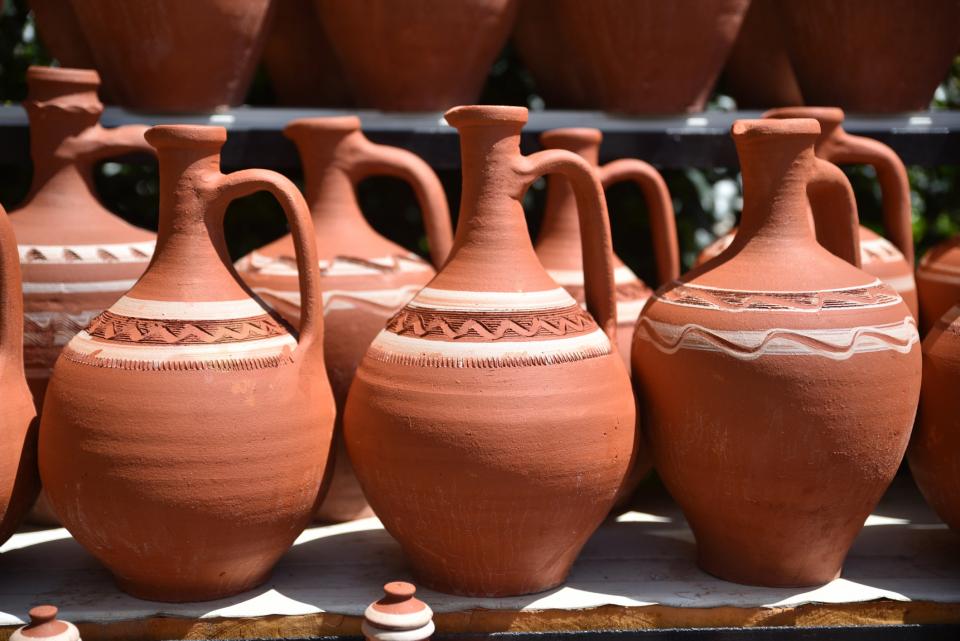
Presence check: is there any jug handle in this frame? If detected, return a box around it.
[349,138,454,268]
[808,158,863,269]
[822,131,914,264]
[599,159,680,284]
[0,205,24,376]
[215,169,324,355]
[518,150,618,345]
[79,124,156,161]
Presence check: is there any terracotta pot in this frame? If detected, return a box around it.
[722,0,803,109]
[28,0,96,69]
[697,107,917,318]
[263,0,352,106]
[513,0,750,113]
[534,128,678,508]
[9,606,78,641]
[236,116,453,522]
[0,204,39,548]
[781,0,960,113]
[909,303,960,531]
[39,125,334,602]
[69,0,276,112]
[314,0,517,111]
[11,67,155,527]
[917,235,960,335]
[344,105,636,596]
[633,118,921,587]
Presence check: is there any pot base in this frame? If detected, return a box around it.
[697,549,842,589]
[114,569,272,603]
[412,567,567,599]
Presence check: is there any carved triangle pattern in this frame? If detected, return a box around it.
[386,304,598,341]
[87,311,290,345]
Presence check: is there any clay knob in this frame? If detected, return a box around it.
[362,582,434,641]
[10,605,80,641]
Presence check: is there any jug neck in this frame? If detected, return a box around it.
[131,129,248,303]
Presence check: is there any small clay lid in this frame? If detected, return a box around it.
[9,606,80,641]
[362,582,434,641]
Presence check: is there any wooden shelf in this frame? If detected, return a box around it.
[0,107,958,170]
[0,475,958,640]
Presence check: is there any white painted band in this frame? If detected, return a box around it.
[617,297,649,321]
[370,326,611,359]
[253,286,421,313]
[110,296,269,320]
[361,620,435,641]
[860,236,905,264]
[242,252,433,278]
[408,287,577,312]
[67,331,297,360]
[19,240,155,264]
[22,279,137,295]
[669,279,884,294]
[882,274,917,292]
[363,604,434,629]
[635,316,919,360]
[548,265,638,286]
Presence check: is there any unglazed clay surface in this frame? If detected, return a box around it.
[0,205,39,548]
[634,118,921,587]
[345,105,635,597]
[917,235,960,335]
[39,125,335,602]
[315,0,517,111]
[237,116,452,523]
[513,0,749,113]
[70,0,275,112]
[697,107,917,318]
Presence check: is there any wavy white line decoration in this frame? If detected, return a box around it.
[367,326,612,369]
[634,316,918,360]
[19,241,155,264]
[24,310,101,347]
[253,286,421,313]
[238,252,433,278]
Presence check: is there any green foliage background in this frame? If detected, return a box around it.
[0,0,957,287]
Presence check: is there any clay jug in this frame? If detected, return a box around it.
[721,0,803,109]
[917,235,960,335]
[780,0,960,113]
[9,606,79,641]
[698,107,918,318]
[236,116,453,523]
[12,66,155,415]
[344,105,636,596]
[39,125,334,602]
[314,0,517,111]
[633,118,921,587]
[513,0,750,113]
[909,302,960,531]
[0,204,39,548]
[69,0,276,112]
[535,128,679,370]
[263,0,352,107]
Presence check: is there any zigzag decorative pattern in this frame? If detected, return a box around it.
[860,237,905,264]
[86,311,289,345]
[657,281,900,312]
[23,311,98,347]
[20,242,154,264]
[386,304,598,341]
[241,253,430,278]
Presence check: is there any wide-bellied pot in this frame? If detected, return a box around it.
[39,125,334,602]
[909,302,960,532]
[698,107,918,318]
[721,0,803,109]
[69,0,276,112]
[513,0,750,113]
[633,118,921,587]
[314,0,517,111]
[917,235,960,335]
[780,0,960,112]
[0,204,39,548]
[11,67,155,525]
[28,0,97,70]
[344,105,635,596]
[534,128,678,508]
[236,116,453,522]
[263,0,352,107]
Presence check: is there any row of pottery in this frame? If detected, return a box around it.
[0,69,959,599]
[30,0,960,112]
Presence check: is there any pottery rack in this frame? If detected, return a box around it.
[0,475,957,641]
[0,108,958,170]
